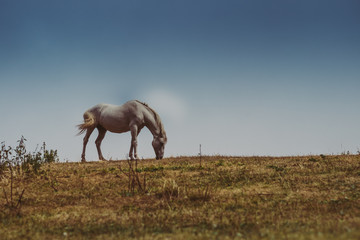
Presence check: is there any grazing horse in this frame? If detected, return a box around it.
[77,100,167,162]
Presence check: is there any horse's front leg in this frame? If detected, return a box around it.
[129,124,138,160]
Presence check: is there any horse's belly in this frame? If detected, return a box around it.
[105,124,130,133]
[99,115,130,133]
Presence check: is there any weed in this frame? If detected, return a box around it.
[267,165,286,172]
[309,157,319,162]
[169,166,182,170]
[0,137,59,216]
[0,143,12,177]
[186,183,213,202]
[215,159,225,167]
[139,165,164,172]
[157,179,180,201]
[0,137,59,175]
[1,165,25,216]
[118,158,148,195]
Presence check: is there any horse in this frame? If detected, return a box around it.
[77,100,167,162]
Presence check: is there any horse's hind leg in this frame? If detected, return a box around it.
[95,126,107,161]
[82,127,95,162]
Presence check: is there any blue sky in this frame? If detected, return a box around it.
[1,0,360,161]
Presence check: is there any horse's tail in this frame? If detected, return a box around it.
[77,111,96,135]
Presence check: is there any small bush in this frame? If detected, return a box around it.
[0,137,59,216]
[1,137,59,176]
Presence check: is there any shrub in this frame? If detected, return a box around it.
[0,137,59,216]
[1,137,59,175]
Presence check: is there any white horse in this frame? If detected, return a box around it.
[77,100,167,162]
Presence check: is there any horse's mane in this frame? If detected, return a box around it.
[136,100,166,138]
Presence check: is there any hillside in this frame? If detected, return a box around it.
[1,155,359,239]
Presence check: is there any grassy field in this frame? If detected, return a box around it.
[0,155,359,239]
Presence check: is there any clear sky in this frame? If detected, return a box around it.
[1,0,360,161]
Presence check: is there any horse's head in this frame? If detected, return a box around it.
[152,135,167,160]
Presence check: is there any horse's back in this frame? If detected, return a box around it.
[89,101,145,133]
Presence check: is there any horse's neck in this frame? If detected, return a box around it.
[144,112,161,138]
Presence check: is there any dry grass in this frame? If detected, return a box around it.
[1,155,359,239]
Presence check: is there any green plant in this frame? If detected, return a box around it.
[309,157,318,162]
[215,159,225,167]
[267,165,285,172]
[0,142,12,177]
[22,142,59,174]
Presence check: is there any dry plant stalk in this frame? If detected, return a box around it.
[118,158,147,194]
[1,165,25,216]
